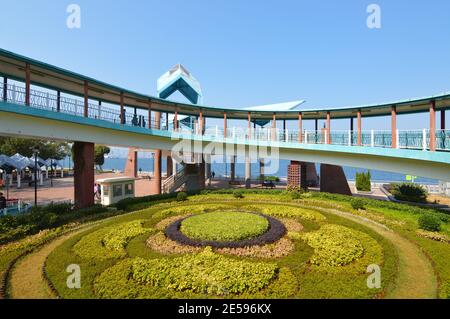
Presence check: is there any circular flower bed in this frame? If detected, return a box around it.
[166,211,287,248]
[181,211,269,241]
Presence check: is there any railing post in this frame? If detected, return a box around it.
[305,130,308,144]
[285,129,289,142]
[348,130,352,146]
[232,127,236,139]
[215,125,219,138]
[371,130,375,147]
[423,129,427,151]
[46,92,50,109]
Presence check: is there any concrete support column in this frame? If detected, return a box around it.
[326,111,331,144]
[73,142,95,209]
[17,173,21,189]
[124,148,138,177]
[300,163,307,190]
[151,112,162,194]
[230,155,236,181]
[298,112,303,143]
[259,159,265,181]
[167,156,173,177]
[391,105,397,149]
[245,155,251,189]
[320,164,352,196]
[83,80,89,117]
[430,101,436,151]
[25,63,30,106]
[357,110,362,146]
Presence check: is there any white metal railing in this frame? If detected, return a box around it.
[1,82,449,152]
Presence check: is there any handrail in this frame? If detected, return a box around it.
[1,82,449,152]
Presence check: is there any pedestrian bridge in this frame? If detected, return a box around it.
[0,48,449,187]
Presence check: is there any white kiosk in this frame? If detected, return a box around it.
[96,177,136,206]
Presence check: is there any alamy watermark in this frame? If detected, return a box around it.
[66,4,81,29]
[66,264,81,289]
[367,4,381,29]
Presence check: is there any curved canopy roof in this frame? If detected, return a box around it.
[0,48,448,121]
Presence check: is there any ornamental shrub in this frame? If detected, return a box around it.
[390,183,428,203]
[355,171,371,192]
[130,248,277,295]
[176,192,188,202]
[301,224,365,266]
[418,214,441,232]
[351,198,366,210]
[233,190,244,199]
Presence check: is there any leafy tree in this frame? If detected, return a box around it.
[0,137,70,160]
[94,145,111,170]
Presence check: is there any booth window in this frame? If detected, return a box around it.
[113,184,123,197]
[125,183,134,195]
[103,185,109,196]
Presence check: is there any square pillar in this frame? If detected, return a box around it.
[151,112,162,194]
[391,106,397,149]
[223,112,228,138]
[430,101,436,151]
[124,148,138,177]
[326,111,331,144]
[73,142,95,209]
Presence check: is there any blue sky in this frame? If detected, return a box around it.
[1,0,449,131]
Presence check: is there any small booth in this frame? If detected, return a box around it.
[96,177,136,206]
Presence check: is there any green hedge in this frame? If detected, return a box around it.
[0,203,108,244]
[390,183,428,203]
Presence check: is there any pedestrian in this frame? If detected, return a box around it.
[212,171,215,179]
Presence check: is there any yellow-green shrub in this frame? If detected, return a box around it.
[301,224,364,266]
[242,204,326,222]
[73,220,150,260]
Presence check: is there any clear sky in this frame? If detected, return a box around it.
[1,0,449,132]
